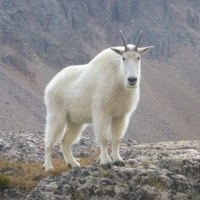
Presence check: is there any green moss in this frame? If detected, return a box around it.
[0,173,10,189]
[149,177,166,192]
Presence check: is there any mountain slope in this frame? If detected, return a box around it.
[0,0,200,142]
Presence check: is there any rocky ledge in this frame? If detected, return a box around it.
[0,132,200,200]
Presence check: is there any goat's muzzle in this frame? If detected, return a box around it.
[127,77,137,86]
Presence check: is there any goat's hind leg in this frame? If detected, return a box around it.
[111,115,129,166]
[43,115,65,172]
[60,120,85,168]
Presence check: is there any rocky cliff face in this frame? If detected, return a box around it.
[1,0,200,68]
[0,1,200,141]
[0,132,200,199]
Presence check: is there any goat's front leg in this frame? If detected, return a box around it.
[111,115,129,166]
[93,111,111,167]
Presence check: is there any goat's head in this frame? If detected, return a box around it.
[111,30,153,89]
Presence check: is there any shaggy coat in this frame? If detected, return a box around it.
[43,39,152,172]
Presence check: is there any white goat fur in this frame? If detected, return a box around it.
[43,43,152,172]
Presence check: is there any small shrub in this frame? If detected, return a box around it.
[0,173,10,189]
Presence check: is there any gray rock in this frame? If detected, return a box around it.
[0,131,96,164]
[0,188,25,200]
[27,147,200,200]
[1,132,200,199]
[187,9,199,30]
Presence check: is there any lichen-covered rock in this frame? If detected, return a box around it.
[1,132,200,200]
[0,131,96,164]
[25,139,199,199]
[27,153,200,200]
[0,188,25,200]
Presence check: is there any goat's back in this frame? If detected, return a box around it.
[45,48,139,124]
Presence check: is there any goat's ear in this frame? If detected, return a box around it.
[138,46,153,55]
[110,47,124,56]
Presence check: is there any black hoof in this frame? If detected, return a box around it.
[68,164,72,168]
[68,164,80,169]
[113,161,125,166]
[101,163,112,169]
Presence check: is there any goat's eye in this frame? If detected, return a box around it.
[122,57,125,61]
[138,57,140,61]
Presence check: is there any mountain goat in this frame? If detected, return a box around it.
[43,30,153,172]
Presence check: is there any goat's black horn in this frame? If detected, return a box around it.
[133,30,142,52]
[120,30,128,52]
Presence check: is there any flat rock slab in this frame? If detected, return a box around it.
[26,140,200,200]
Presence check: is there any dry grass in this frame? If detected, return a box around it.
[95,169,110,178]
[136,161,153,168]
[0,160,47,194]
[149,177,166,192]
[0,147,100,195]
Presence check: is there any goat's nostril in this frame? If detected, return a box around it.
[127,77,137,84]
